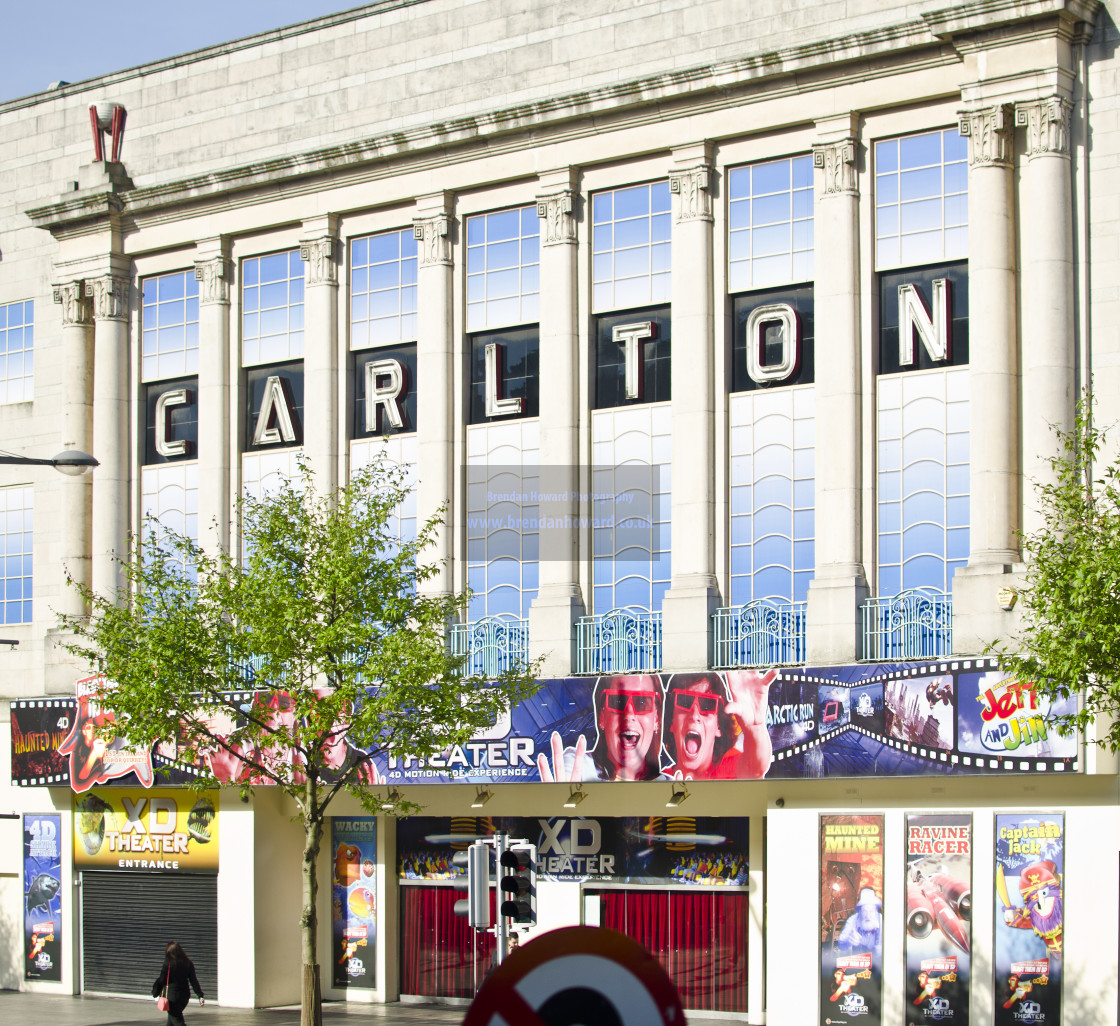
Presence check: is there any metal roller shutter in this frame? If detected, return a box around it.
[82,872,218,999]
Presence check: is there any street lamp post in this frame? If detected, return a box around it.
[0,450,98,476]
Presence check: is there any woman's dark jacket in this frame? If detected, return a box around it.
[152,958,204,1008]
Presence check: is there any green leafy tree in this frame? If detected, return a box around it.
[61,454,540,1026]
[996,394,1120,748]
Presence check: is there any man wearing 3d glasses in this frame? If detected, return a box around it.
[661,669,778,780]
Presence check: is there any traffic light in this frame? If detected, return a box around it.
[499,845,535,924]
[452,841,491,928]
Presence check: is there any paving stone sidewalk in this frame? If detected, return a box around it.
[0,990,750,1025]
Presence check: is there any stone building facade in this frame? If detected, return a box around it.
[1,0,1118,1021]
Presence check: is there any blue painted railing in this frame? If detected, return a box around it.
[574,607,662,675]
[712,598,807,668]
[861,588,952,661]
[449,615,530,678]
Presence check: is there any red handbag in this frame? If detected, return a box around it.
[156,964,170,1012]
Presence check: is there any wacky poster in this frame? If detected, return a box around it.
[398,815,748,887]
[331,817,377,989]
[994,813,1064,1026]
[23,813,63,981]
[72,788,218,873]
[905,814,971,1025]
[820,814,884,1026]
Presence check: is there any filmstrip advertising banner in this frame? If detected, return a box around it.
[13,660,1079,791]
[331,817,377,989]
[820,815,884,1026]
[399,816,748,887]
[72,788,218,873]
[905,814,971,1024]
[994,813,1064,1026]
[23,813,62,981]
[11,699,76,786]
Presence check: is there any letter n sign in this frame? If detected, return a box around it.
[878,263,968,375]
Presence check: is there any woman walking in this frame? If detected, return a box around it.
[152,941,205,1026]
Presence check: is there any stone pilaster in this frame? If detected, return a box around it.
[529,169,584,675]
[52,280,94,616]
[413,194,455,597]
[299,215,340,493]
[1016,96,1075,535]
[194,239,232,554]
[86,272,130,600]
[952,104,1021,653]
[806,116,868,663]
[661,143,719,671]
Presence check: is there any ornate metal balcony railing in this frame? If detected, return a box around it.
[712,598,807,668]
[860,587,952,661]
[449,614,530,679]
[574,607,662,675]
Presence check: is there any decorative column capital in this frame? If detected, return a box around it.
[299,235,339,286]
[812,138,858,196]
[84,275,129,321]
[536,189,577,246]
[194,257,231,305]
[958,105,1014,168]
[52,280,93,326]
[669,164,713,223]
[1015,97,1073,158]
[413,215,452,267]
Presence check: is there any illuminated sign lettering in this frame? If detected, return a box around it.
[364,359,406,431]
[898,278,951,366]
[612,321,656,399]
[153,388,192,458]
[484,342,523,417]
[745,303,800,384]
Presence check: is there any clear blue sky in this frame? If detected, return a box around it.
[1,2,370,103]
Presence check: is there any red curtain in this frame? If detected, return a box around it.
[600,889,748,1012]
[399,885,495,998]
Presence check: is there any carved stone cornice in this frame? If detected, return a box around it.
[535,189,577,246]
[669,165,713,223]
[52,281,93,327]
[193,256,231,305]
[412,215,452,267]
[1015,97,1073,158]
[84,275,129,321]
[298,234,338,286]
[812,138,858,196]
[958,105,1014,168]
